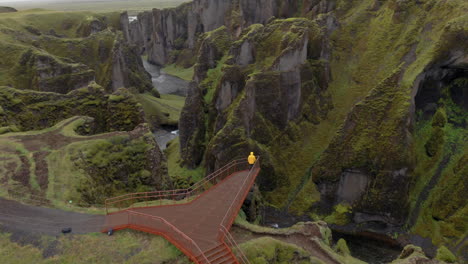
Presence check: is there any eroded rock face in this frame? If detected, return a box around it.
[313,70,412,226]
[14,49,95,94]
[121,0,337,67]
[9,22,153,94]
[122,2,467,261]
[179,82,206,168]
[179,18,331,187]
[336,169,369,204]
[111,33,153,93]
[390,245,443,264]
[0,84,145,133]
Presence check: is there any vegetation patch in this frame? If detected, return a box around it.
[239,237,312,264]
[162,64,194,81]
[0,84,143,133]
[0,230,188,264]
[135,93,185,128]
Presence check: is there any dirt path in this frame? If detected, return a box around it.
[0,197,104,235]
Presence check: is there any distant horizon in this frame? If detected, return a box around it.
[0,0,186,12]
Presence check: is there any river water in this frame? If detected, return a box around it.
[142,59,189,149]
[142,60,189,97]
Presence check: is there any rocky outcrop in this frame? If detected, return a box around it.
[14,49,95,94]
[129,1,467,261]
[0,6,17,13]
[179,18,332,185]
[121,0,339,67]
[76,18,107,37]
[179,82,206,168]
[34,30,152,93]
[75,122,170,204]
[0,84,144,133]
[0,116,170,206]
[390,245,445,264]
[0,12,152,94]
[111,33,154,93]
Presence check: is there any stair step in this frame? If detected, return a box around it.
[219,259,236,264]
[206,250,228,262]
[196,244,224,262]
[207,244,225,253]
[210,252,233,264]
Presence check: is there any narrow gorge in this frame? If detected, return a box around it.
[0,0,466,263]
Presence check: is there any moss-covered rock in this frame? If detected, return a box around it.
[0,10,151,93]
[390,245,440,264]
[73,123,169,205]
[436,246,457,263]
[0,84,144,133]
[334,238,351,256]
[13,49,95,93]
[424,126,445,157]
[0,116,170,207]
[240,237,313,264]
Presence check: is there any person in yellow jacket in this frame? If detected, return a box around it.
[248,152,256,169]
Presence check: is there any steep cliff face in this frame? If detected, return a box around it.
[179,18,331,192]
[168,0,467,260]
[122,0,337,67]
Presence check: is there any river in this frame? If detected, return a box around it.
[142,59,189,149]
[142,60,189,97]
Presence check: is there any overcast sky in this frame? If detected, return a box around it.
[0,0,103,2]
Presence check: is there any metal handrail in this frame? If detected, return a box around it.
[219,225,251,264]
[219,157,260,236]
[127,210,209,264]
[105,158,247,213]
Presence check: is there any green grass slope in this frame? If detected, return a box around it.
[0,115,168,208]
[0,9,151,93]
[0,230,189,264]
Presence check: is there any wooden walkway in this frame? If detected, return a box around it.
[104,159,261,264]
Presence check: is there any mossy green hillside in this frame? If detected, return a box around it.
[0,9,120,38]
[0,84,143,133]
[135,93,185,128]
[0,230,188,264]
[0,9,151,93]
[182,18,328,192]
[408,77,467,255]
[0,116,168,207]
[239,237,314,264]
[71,133,167,205]
[292,0,467,215]
[177,1,468,240]
[165,137,205,183]
[162,64,194,81]
[436,246,458,263]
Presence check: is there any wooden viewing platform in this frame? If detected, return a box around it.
[103,158,261,264]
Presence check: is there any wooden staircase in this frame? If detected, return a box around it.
[195,243,238,264]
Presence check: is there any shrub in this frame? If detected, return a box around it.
[334,238,351,256]
[425,127,444,157]
[435,246,457,263]
[432,108,447,128]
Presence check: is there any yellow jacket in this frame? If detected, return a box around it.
[248,152,256,165]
